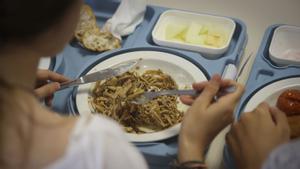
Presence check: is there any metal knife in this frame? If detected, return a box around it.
[59,60,138,90]
[236,52,253,79]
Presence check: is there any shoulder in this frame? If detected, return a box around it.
[73,114,126,139]
[262,139,300,169]
[69,114,148,169]
[0,83,39,118]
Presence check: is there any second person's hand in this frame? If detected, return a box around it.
[226,103,290,169]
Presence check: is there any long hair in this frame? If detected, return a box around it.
[0,0,77,168]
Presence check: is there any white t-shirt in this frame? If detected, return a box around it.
[262,139,300,169]
[45,114,148,169]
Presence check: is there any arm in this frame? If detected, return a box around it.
[178,74,244,163]
[226,103,290,169]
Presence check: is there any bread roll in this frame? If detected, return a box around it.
[74,4,120,52]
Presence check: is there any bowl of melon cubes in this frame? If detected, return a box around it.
[152,10,236,58]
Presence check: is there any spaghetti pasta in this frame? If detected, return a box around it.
[89,69,183,133]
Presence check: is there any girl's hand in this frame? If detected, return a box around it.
[178,74,244,162]
[34,69,70,106]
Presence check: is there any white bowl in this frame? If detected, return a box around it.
[152,10,236,58]
[269,25,300,66]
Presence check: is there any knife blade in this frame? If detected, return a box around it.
[59,60,138,90]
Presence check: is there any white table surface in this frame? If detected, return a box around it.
[147,0,300,168]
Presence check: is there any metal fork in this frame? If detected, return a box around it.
[131,89,198,105]
[131,85,238,105]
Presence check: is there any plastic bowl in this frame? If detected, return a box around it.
[152,10,236,58]
[269,25,300,66]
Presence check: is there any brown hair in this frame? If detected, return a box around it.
[0,1,77,167]
[0,0,76,43]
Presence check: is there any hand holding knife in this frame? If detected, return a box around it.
[59,60,138,90]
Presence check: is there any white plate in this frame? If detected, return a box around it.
[76,50,207,142]
[243,77,300,113]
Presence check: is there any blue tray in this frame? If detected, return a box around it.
[224,25,300,169]
[52,3,247,113]
[51,1,247,168]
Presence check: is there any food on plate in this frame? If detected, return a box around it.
[89,70,183,134]
[74,4,97,40]
[276,89,300,116]
[81,29,121,51]
[74,4,120,52]
[165,22,227,48]
[276,89,300,138]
